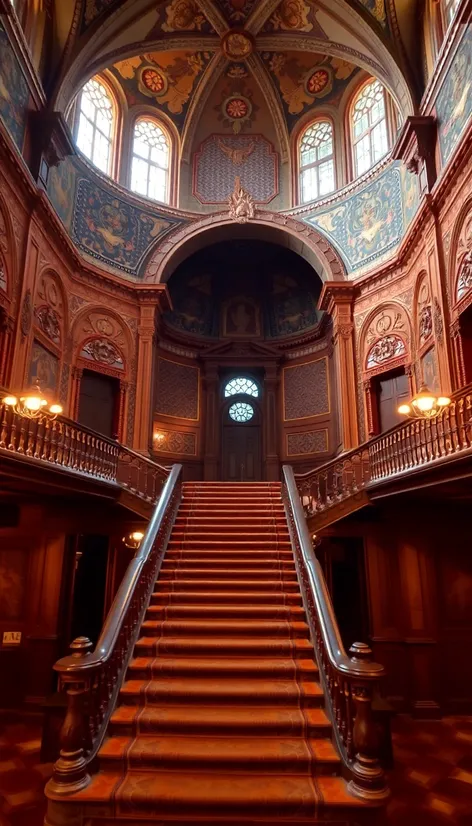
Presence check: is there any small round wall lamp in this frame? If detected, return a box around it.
[2,383,63,419]
[123,530,145,550]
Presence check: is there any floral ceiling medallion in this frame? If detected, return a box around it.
[222,94,252,133]
[138,65,168,99]
[304,65,333,98]
[221,30,254,61]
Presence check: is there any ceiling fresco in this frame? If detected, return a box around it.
[143,0,216,36]
[261,51,359,132]
[260,0,328,36]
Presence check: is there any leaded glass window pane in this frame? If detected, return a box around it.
[224,377,259,398]
[299,120,335,204]
[131,119,170,204]
[76,77,114,174]
[351,79,389,177]
[229,402,254,422]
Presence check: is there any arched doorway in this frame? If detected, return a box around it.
[221,376,262,482]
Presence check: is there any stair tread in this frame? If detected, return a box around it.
[99,733,339,766]
[128,656,318,675]
[121,677,323,701]
[111,704,331,729]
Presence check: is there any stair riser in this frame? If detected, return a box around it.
[155,582,299,592]
[139,623,310,638]
[164,553,294,561]
[146,606,304,620]
[100,752,337,775]
[168,542,292,551]
[161,561,296,571]
[127,664,318,680]
[134,641,312,657]
[159,571,297,581]
[151,593,303,605]
[109,717,331,740]
[120,691,323,709]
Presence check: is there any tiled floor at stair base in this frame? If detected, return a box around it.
[2,715,472,824]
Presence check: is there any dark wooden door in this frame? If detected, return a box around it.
[377,370,409,432]
[222,425,262,481]
[78,370,119,438]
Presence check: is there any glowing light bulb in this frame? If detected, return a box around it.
[437,396,451,407]
[130,531,144,542]
[49,403,63,415]
[398,403,411,415]
[23,395,42,411]
[3,395,17,406]
[413,394,435,412]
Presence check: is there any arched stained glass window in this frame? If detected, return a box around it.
[130,118,170,203]
[229,402,254,422]
[224,377,259,398]
[299,120,335,204]
[351,80,389,177]
[76,77,114,174]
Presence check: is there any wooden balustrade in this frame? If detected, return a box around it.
[47,463,182,795]
[283,465,388,801]
[295,386,472,517]
[0,402,169,503]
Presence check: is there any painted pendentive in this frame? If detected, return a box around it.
[48,158,185,277]
[0,22,29,150]
[436,24,472,166]
[304,162,419,274]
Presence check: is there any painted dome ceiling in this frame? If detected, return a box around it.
[56,0,418,159]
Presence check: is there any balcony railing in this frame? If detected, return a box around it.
[0,401,169,504]
[295,385,472,521]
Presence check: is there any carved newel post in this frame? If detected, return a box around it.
[47,637,93,795]
[348,642,389,801]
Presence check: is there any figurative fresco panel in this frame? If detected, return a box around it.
[356,0,387,27]
[72,178,178,276]
[400,164,420,228]
[436,25,472,166]
[223,297,261,337]
[283,359,329,420]
[421,347,440,393]
[0,22,29,150]
[27,341,59,397]
[287,429,328,455]
[155,358,199,420]
[0,550,27,620]
[81,0,117,31]
[47,158,77,229]
[261,51,359,133]
[193,135,278,204]
[267,273,320,338]
[167,272,215,336]
[307,164,404,272]
[112,51,212,132]
[262,0,328,36]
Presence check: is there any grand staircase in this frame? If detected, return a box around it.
[57,482,376,824]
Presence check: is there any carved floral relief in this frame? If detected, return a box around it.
[362,304,410,373]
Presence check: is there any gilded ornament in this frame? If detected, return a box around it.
[221,30,254,61]
[217,138,255,166]
[228,177,255,224]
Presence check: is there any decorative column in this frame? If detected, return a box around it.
[133,287,169,453]
[451,318,466,388]
[71,367,83,420]
[0,310,14,386]
[363,379,377,438]
[320,283,359,450]
[263,363,280,481]
[203,361,219,481]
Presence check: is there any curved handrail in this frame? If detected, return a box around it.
[283,464,388,801]
[47,463,182,795]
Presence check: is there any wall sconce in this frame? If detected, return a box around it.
[153,431,165,444]
[398,384,451,420]
[123,530,144,550]
[2,383,63,419]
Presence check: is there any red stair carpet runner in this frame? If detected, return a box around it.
[75,482,369,824]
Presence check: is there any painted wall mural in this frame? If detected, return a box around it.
[306,163,419,274]
[436,24,472,166]
[356,0,387,27]
[27,340,59,397]
[112,51,213,132]
[145,0,215,35]
[165,242,323,340]
[421,347,440,393]
[0,22,29,150]
[48,158,77,228]
[261,51,359,132]
[283,358,329,420]
[72,176,179,277]
[193,135,278,204]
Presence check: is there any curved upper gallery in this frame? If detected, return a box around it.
[3,0,468,283]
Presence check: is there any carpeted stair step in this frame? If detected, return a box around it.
[161,559,296,571]
[151,590,304,605]
[146,603,305,620]
[134,635,313,657]
[109,704,332,738]
[155,578,300,592]
[168,540,292,551]
[159,567,297,580]
[75,771,363,820]
[139,619,310,638]
[99,733,340,774]
[127,656,318,680]
[120,676,324,706]
[164,550,294,561]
